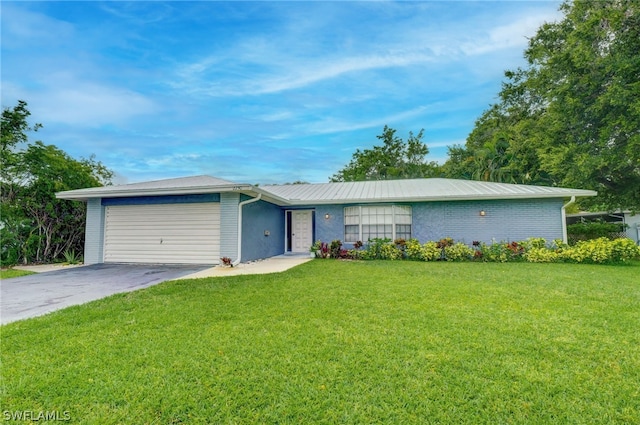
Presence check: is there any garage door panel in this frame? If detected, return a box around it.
[105,241,218,249]
[104,228,220,237]
[104,252,216,261]
[104,203,220,264]
[106,237,218,244]
[106,222,220,229]
[120,216,218,221]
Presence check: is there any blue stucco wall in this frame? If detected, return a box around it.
[311,198,565,247]
[241,200,285,261]
[411,198,564,244]
[315,205,346,245]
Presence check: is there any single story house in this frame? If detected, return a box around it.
[56,175,596,265]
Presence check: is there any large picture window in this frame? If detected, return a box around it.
[344,205,412,242]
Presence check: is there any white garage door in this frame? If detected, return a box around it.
[104,203,220,264]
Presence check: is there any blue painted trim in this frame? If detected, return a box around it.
[101,194,220,206]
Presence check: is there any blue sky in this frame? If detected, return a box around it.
[2,1,562,185]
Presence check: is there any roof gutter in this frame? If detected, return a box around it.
[233,193,262,266]
[561,196,576,244]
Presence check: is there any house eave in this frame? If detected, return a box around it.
[56,184,258,201]
[55,185,294,207]
[281,191,598,206]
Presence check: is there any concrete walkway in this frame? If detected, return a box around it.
[175,254,313,280]
[13,263,85,273]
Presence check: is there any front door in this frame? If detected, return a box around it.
[291,210,313,253]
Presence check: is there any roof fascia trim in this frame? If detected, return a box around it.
[279,191,598,206]
[56,184,257,201]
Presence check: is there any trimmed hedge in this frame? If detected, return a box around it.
[312,237,640,265]
[567,220,628,245]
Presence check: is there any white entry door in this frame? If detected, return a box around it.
[291,210,313,253]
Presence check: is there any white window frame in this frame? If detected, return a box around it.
[344,205,412,243]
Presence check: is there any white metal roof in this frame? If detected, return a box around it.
[56,175,251,200]
[57,175,597,204]
[260,178,597,205]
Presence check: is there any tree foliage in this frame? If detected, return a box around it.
[1,101,113,266]
[331,125,441,182]
[444,0,640,211]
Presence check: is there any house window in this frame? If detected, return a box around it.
[344,205,412,242]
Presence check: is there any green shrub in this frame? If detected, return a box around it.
[561,238,612,264]
[558,237,639,264]
[347,249,363,260]
[421,241,442,261]
[362,238,389,260]
[63,249,82,265]
[0,228,20,267]
[609,238,640,263]
[329,240,343,259]
[479,242,510,263]
[443,242,474,262]
[524,247,560,263]
[405,239,440,261]
[405,238,423,260]
[567,220,628,245]
[318,235,638,265]
[522,237,547,250]
[381,243,403,260]
[360,238,403,260]
[478,241,525,262]
[311,241,330,258]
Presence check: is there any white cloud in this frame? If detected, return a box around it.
[171,49,437,98]
[1,5,159,128]
[460,9,562,56]
[99,2,175,26]
[7,74,158,127]
[0,4,75,48]
[168,4,561,99]
[256,111,295,122]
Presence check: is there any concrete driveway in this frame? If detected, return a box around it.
[1,263,210,325]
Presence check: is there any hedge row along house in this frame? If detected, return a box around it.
[566,211,640,245]
[56,175,596,265]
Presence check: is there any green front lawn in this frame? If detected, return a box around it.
[2,261,639,424]
[0,268,35,279]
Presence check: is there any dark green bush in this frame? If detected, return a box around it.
[567,220,628,245]
[310,236,640,265]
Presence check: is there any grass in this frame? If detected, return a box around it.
[0,268,35,279]
[1,261,639,424]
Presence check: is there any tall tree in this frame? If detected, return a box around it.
[443,104,551,185]
[331,125,441,182]
[444,0,640,211]
[1,101,113,265]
